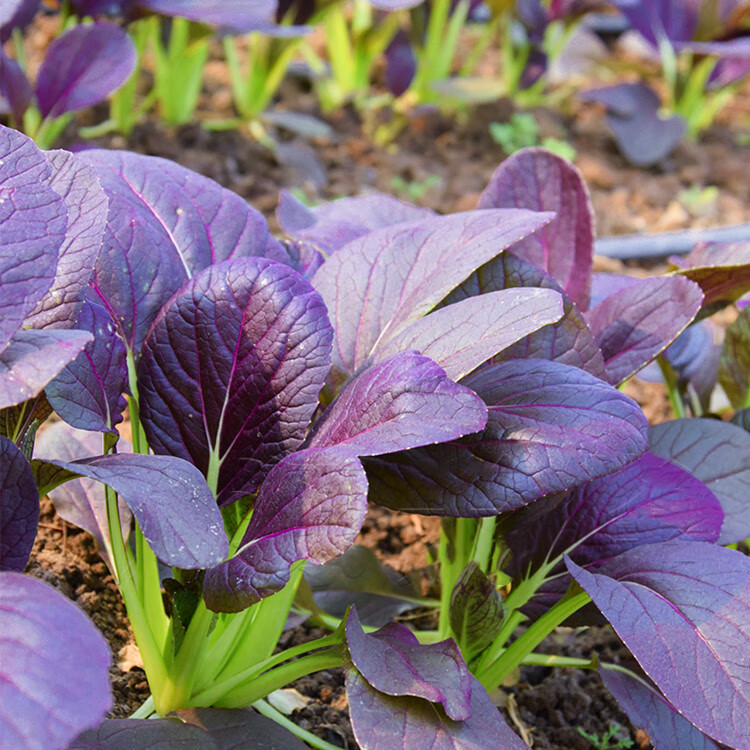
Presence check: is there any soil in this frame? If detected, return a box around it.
[18,16,750,749]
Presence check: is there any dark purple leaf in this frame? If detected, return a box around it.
[601,669,721,750]
[0,437,38,571]
[478,148,595,310]
[0,572,112,750]
[26,151,108,330]
[719,306,750,409]
[345,665,526,750]
[0,329,92,410]
[365,359,648,516]
[69,0,131,17]
[0,0,38,42]
[312,209,554,382]
[385,31,416,97]
[650,418,750,544]
[585,275,703,385]
[35,22,136,119]
[0,127,68,351]
[70,718,215,749]
[203,447,367,613]
[175,707,310,749]
[520,48,548,89]
[307,352,487,456]
[503,452,722,617]
[47,453,227,568]
[0,51,31,124]
[443,253,606,378]
[277,189,435,255]
[709,47,750,88]
[138,258,333,506]
[45,301,128,433]
[449,562,504,660]
[33,422,131,568]
[82,149,287,353]
[0,393,52,445]
[278,238,325,279]
[373,288,563,380]
[567,541,750,749]
[613,0,699,47]
[346,608,472,720]
[304,545,419,628]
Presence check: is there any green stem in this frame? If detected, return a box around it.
[657,356,686,418]
[476,587,590,693]
[472,517,496,572]
[252,699,345,750]
[130,695,155,719]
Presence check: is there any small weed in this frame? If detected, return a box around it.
[489,112,576,161]
[678,184,719,211]
[577,723,634,749]
[390,174,442,201]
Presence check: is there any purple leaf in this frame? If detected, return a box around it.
[385,31,416,97]
[69,718,215,749]
[346,608,472,720]
[567,541,750,749]
[0,127,67,351]
[45,301,128,433]
[0,437,38,571]
[650,418,750,545]
[0,329,92,410]
[719,306,750,410]
[82,149,287,353]
[613,0,699,46]
[307,352,487,456]
[503,452,722,617]
[600,669,721,750]
[589,271,640,308]
[0,0,38,42]
[33,422,131,568]
[138,258,333,506]
[675,241,750,310]
[47,453,227,569]
[312,209,554,382]
[203,447,367,612]
[278,238,325,278]
[585,275,704,385]
[478,148,595,311]
[444,252,606,378]
[0,51,31,124]
[139,0,279,32]
[0,572,112,750]
[345,664,526,749]
[35,22,136,119]
[373,288,563,380]
[365,359,648,516]
[26,151,108,330]
[277,189,435,255]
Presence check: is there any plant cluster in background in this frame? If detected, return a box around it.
[3,119,750,748]
[0,0,748,158]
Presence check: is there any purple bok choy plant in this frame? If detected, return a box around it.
[281,146,750,749]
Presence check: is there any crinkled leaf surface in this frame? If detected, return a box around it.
[82,149,288,353]
[477,148,595,310]
[373,288,563,381]
[346,608,472,720]
[204,447,367,613]
[35,22,136,118]
[70,718,214,749]
[45,301,128,433]
[175,707,310,749]
[0,329,92,409]
[278,238,325,279]
[47,453,227,569]
[277,190,434,255]
[365,359,648,516]
[345,665,526,750]
[0,127,67,351]
[503,452,722,617]
[567,542,750,749]
[719,305,750,409]
[138,258,333,506]
[34,422,131,568]
[443,252,606,377]
[449,562,504,661]
[0,572,112,750]
[312,209,553,381]
[600,669,721,750]
[585,275,703,385]
[674,242,750,312]
[0,437,38,571]
[650,418,750,544]
[26,151,107,330]
[307,352,487,456]
[304,545,419,627]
